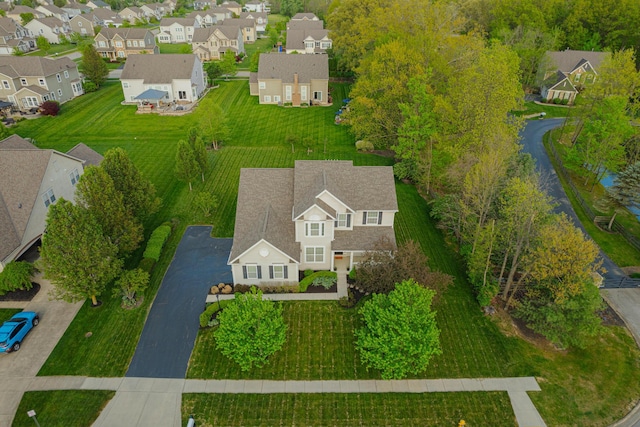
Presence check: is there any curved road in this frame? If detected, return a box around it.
[519,119,626,282]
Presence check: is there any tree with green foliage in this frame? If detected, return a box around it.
[36,35,50,53]
[39,199,122,306]
[280,0,302,16]
[101,147,161,223]
[219,52,237,80]
[175,139,200,191]
[215,288,287,371]
[249,50,261,72]
[268,27,279,46]
[113,268,149,308]
[193,191,219,217]
[53,0,66,7]
[0,122,10,139]
[355,279,441,379]
[187,127,208,181]
[180,44,193,54]
[0,261,34,295]
[20,13,34,25]
[198,97,230,150]
[75,166,143,257]
[205,61,223,83]
[599,161,640,229]
[79,44,109,88]
[12,47,25,56]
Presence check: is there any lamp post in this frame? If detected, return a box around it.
[27,410,41,427]
[216,293,220,311]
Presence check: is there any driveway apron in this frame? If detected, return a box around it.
[126,226,232,378]
[519,119,626,282]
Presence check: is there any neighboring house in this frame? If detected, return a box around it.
[86,0,111,10]
[120,54,206,103]
[7,6,45,23]
[208,6,233,23]
[161,0,176,15]
[0,17,33,55]
[223,18,255,43]
[228,160,398,287]
[0,135,103,272]
[249,53,329,106]
[0,56,83,110]
[539,50,609,105]
[244,0,269,13]
[36,4,70,22]
[119,6,145,24]
[61,2,92,17]
[94,27,158,60]
[192,24,243,61]
[290,12,319,21]
[140,3,166,21]
[287,19,323,31]
[158,17,199,43]
[88,7,123,28]
[26,17,71,44]
[286,28,331,54]
[221,0,242,16]
[186,10,219,27]
[239,12,267,33]
[69,14,95,37]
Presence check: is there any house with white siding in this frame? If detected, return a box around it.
[157,17,199,43]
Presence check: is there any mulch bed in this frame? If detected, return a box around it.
[599,301,626,327]
[0,282,41,302]
[305,284,337,293]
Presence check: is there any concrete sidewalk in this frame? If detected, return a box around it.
[18,376,546,427]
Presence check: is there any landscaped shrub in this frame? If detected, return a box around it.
[199,299,231,328]
[348,268,357,282]
[260,284,299,293]
[83,81,98,93]
[561,99,569,105]
[355,140,374,151]
[142,225,171,261]
[339,289,357,308]
[299,271,337,292]
[304,269,314,277]
[138,257,155,274]
[39,101,60,116]
[233,284,252,293]
[312,275,336,289]
[0,261,34,295]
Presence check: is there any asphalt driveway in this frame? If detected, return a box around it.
[126,226,232,379]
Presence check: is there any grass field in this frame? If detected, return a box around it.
[511,100,571,119]
[158,43,192,54]
[12,390,114,427]
[0,308,22,323]
[10,80,640,426]
[182,392,517,426]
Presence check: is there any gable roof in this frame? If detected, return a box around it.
[37,4,68,16]
[286,28,329,51]
[97,27,150,40]
[291,13,318,20]
[257,53,328,82]
[28,16,66,29]
[120,54,199,82]
[90,7,120,20]
[287,19,323,30]
[0,134,35,149]
[0,17,22,35]
[239,11,266,20]
[223,18,255,28]
[160,17,196,26]
[10,5,41,16]
[66,143,103,167]
[545,50,609,75]
[229,168,299,263]
[0,57,77,79]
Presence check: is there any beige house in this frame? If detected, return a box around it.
[0,135,103,272]
[250,53,329,106]
[239,12,267,33]
[119,54,206,104]
[192,25,243,61]
[36,4,70,22]
[25,17,71,44]
[224,18,256,43]
[157,17,199,43]
[186,10,221,28]
[94,28,158,60]
[0,56,83,111]
[87,7,123,28]
[228,160,398,288]
[539,50,609,105]
[119,6,145,24]
[69,14,95,37]
[220,0,242,16]
[0,17,33,55]
[6,6,45,24]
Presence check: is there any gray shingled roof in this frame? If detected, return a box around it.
[292,161,398,218]
[291,13,318,20]
[239,11,266,20]
[38,4,67,15]
[0,17,19,36]
[192,26,214,43]
[33,16,65,28]
[333,227,397,251]
[160,17,196,26]
[223,18,255,29]
[97,27,150,39]
[257,53,328,82]
[0,57,77,78]
[545,50,609,74]
[229,168,299,263]
[0,135,35,150]
[287,20,323,30]
[66,143,103,167]
[120,54,197,82]
[286,29,329,51]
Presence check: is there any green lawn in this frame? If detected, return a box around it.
[544,130,640,267]
[158,42,192,54]
[12,390,114,427]
[26,44,78,57]
[511,100,571,119]
[0,308,22,323]
[182,392,517,426]
[10,80,640,426]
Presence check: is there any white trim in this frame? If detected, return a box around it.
[304,246,324,263]
[228,238,298,265]
[293,202,336,221]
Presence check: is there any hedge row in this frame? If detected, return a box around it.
[142,225,172,261]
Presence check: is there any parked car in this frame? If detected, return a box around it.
[0,311,39,353]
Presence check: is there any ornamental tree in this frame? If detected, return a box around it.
[214,288,287,371]
[355,279,442,379]
[79,44,109,88]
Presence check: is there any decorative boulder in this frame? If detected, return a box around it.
[222,285,233,294]
[211,286,219,294]
[218,283,225,289]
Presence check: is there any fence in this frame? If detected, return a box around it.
[546,140,640,253]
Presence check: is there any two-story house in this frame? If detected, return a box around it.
[94,28,158,60]
[0,135,103,272]
[86,0,111,10]
[87,7,123,28]
[244,0,269,13]
[228,160,398,290]
[0,17,33,55]
[223,18,255,43]
[6,6,45,24]
[0,56,83,111]
[220,0,242,16]
[192,24,243,61]
[157,17,199,43]
[186,10,219,28]
[140,3,166,21]
[249,53,329,106]
[61,2,92,17]
[119,6,145,24]
[239,12,267,33]
[36,4,70,22]
[539,50,609,105]
[69,14,95,37]
[290,12,319,22]
[208,6,233,23]
[26,17,71,44]
[120,54,206,104]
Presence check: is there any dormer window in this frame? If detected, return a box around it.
[305,221,324,237]
[335,213,351,228]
